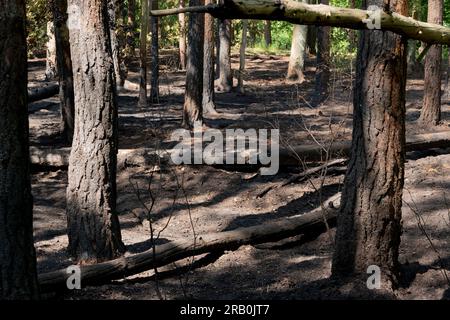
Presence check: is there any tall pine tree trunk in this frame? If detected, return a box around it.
[217,19,232,92]
[419,0,443,125]
[67,0,125,263]
[50,0,75,144]
[178,0,187,70]
[124,0,137,65]
[138,0,149,107]
[45,21,58,80]
[0,0,39,299]
[108,0,125,88]
[264,20,271,48]
[332,0,408,286]
[238,19,248,93]
[313,0,331,106]
[287,23,307,82]
[183,0,204,128]
[203,0,217,114]
[150,0,159,102]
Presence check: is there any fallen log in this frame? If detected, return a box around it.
[38,194,340,292]
[150,0,450,46]
[28,84,59,103]
[30,131,450,168]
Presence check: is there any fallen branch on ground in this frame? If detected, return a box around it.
[28,84,59,103]
[38,194,340,292]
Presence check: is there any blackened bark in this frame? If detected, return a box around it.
[264,20,271,47]
[217,19,232,92]
[183,0,204,128]
[332,0,408,286]
[150,0,159,102]
[50,0,75,144]
[178,0,187,70]
[313,0,331,106]
[419,0,443,125]
[138,0,149,107]
[203,0,217,114]
[0,0,39,299]
[67,0,125,263]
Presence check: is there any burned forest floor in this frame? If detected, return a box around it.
[28,50,450,300]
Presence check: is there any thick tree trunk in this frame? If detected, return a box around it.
[138,0,149,107]
[264,20,272,47]
[238,19,248,93]
[419,0,443,126]
[332,0,408,286]
[178,0,187,70]
[313,0,331,106]
[217,19,232,92]
[150,0,159,102]
[203,0,217,114]
[182,0,204,128]
[67,0,125,263]
[50,0,75,144]
[45,22,58,81]
[0,0,39,299]
[287,23,307,82]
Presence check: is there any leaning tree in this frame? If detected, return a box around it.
[66,0,125,263]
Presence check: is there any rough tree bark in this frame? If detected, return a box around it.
[50,0,75,143]
[419,0,443,126]
[287,22,307,82]
[150,0,159,102]
[332,0,408,286]
[313,0,331,106]
[0,0,39,299]
[182,0,204,128]
[264,20,272,47]
[203,0,217,114]
[67,0,125,263]
[217,19,232,92]
[178,0,187,70]
[108,0,126,88]
[138,0,149,107]
[45,21,58,80]
[238,19,248,93]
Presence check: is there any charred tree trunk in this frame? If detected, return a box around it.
[313,0,331,106]
[238,19,248,93]
[0,0,39,299]
[332,0,408,286]
[217,19,232,92]
[419,0,443,126]
[50,0,75,144]
[264,20,272,47]
[138,0,149,107]
[45,22,58,80]
[203,0,217,114]
[150,0,159,102]
[287,23,307,82]
[67,0,125,263]
[182,0,204,128]
[178,0,187,70]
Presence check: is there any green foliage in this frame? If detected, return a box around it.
[26,0,50,58]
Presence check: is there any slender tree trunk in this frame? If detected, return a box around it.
[67,0,125,263]
[217,19,232,92]
[138,0,149,107]
[150,0,159,102]
[238,19,248,93]
[203,0,217,114]
[215,19,220,77]
[332,0,408,286]
[306,0,317,55]
[264,20,272,47]
[178,0,187,70]
[45,21,58,80]
[419,0,443,125]
[287,23,307,82]
[108,0,124,88]
[124,0,137,65]
[183,0,204,128]
[313,0,331,106]
[50,0,75,144]
[0,0,39,299]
